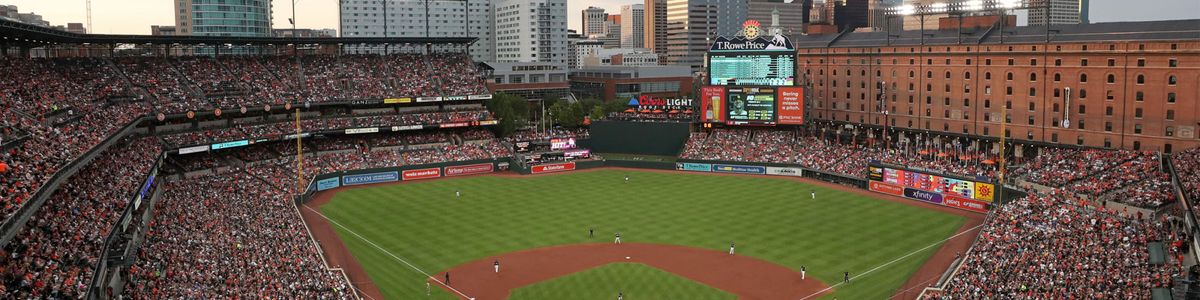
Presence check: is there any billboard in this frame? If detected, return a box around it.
[712,164,766,174]
[550,138,577,150]
[869,181,905,196]
[564,149,591,158]
[628,95,694,111]
[903,187,944,205]
[869,164,993,212]
[776,87,805,125]
[402,168,442,180]
[445,163,494,177]
[345,127,379,134]
[383,98,412,104]
[944,195,990,213]
[343,171,400,186]
[709,53,796,86]
[392,125,423,131]
[726,87,776,125]
[974,183,996,203]
[766,166,803,177]
[676,162,713,172]
[316,177,341,191]
[211,140,250,150]
[532,162,576,174]
[178,145,209,154]
[700,86,726,123]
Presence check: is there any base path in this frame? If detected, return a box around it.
[434,242,829,300]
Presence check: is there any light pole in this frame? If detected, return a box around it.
[290,0,304,103]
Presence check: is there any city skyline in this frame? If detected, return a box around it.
[0,0,1195,35]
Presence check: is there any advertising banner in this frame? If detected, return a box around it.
[564,149,591,158]
[402,168,442,180]
[392,125,423,131]
[445,163,494,177]
[974,182,996,203]
[439,122,469,128]
[342,171,400,186]
[766,166,803,177]
[383,98,412,104]
[700,86,726,123]
[777,87,805,125]
[868,166,884,181]
[345,127,380,134]
[444,96,468,101]
[550,138,577,150]
[178,145,210,154]
[532,162,576,174]
[725,87,776,125]
[869,181,905,196]
[944,195,990,213]
[468,94,494,100]
[211,140,250,150]
[676,162,713,172]
[903,187,944,205]
[712,164,766,174]
[316,177,341,191]
[940,178,975,199]
[479,120,498,126]
[416,96,441,102]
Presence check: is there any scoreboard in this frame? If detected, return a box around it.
[726,87,776,124]
[709,53,796,86]
[867,164,995,213]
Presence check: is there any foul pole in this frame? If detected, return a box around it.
[295,108,304,195]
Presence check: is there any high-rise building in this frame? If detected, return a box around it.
[867,0,904,31]
[665,0,748,71]
[0,5,18,20]
[65,23,86,34]
[748,0,809,36]
[150,25,178,36]
[603,15,622,48]
[339,0,495,61]
[1028,0,1089,26]
[175,0,272,37]
[620,4,645,49]
[832,0,870,32]
[643,0,667,58]
[495,0,569,65]
[582,6,608,36]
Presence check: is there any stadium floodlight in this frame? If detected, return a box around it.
[930,2,948,13]
[898,4,916,15]
[964,0,985,11]
[1000,0,1021,9]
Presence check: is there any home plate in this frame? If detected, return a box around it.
[625,256,631,259]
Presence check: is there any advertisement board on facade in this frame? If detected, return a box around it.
[532,162,576,174]
[342,171,400,186]
[316,177,341,191]
[711,164,766,174]
[765,166,803,177]
[445,163,494,177]
[402,168,442,180]
[869,181,905,196]
[776,87,805,125]
[676,162,713,172]
[903,187,944,205]
[178,145,210,154]
[700,86,726,123]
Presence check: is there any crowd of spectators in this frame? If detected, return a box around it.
[1066,152,1164,197]
[122,170,351,299]
[934,191,1183,299]
[505,128,589,143]
[0,137,160,298]
[159,109,494,148]
[1008,148,1140,187]
[1174,148,1200,218]
[606,111,695,122]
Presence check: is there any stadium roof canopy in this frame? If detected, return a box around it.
[791,19,1200,48]
[0,19,476,48]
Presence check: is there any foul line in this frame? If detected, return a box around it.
[303,205,476,300]
[799,223,985,300]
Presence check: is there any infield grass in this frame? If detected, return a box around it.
[510,263,735,300]
[320,169,965,299]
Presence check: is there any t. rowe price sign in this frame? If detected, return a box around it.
[944,195,990,213]
[903,187,944,205]
[445,163,494,177]
[869,181,904,196]
[402,168,442,180]
[532,162,576,174]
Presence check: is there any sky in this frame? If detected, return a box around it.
[1,0,1196,35]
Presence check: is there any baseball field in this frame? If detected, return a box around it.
[304,169,975,300]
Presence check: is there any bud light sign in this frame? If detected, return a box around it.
[903,187,943,205]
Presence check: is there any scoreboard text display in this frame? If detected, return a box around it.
[709,53,796,86]
[868,165,995,213]
[726,87,776,124]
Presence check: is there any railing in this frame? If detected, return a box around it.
[87,152,164,299]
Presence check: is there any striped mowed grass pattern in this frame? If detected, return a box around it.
[320,169,965,299]
[510,263,735,300]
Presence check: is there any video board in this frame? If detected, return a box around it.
[726,87,776,125]
[709,53,796,86]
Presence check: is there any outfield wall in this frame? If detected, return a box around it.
[579,121,691,156]
[301,158,512,198]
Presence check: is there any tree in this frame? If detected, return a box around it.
[484,93,529,137]
[548,101,585,128]
[590,105,606,121]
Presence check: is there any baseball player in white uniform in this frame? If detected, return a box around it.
[729,242,735,255]
[494,259,500,273]
[614,232,622,244]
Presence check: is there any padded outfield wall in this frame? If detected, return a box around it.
[579,121,691,156]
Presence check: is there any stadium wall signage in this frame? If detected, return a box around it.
[868,181,904,196]
[342,171,400,186]
[445,163,494,177]
[711,164,766,174]
[628,95,695,110]
[383,98,412,104]
[903,187,944,205]
[765,166,803,177]
[345,127,380,134]
[676,162,713,172]
[532,162,576,174]
[416,97,442,102]
[316,177,341,191]
[392,125,423,131]
[211,140,250,150]
[944,195,989,213]
[468,94,493,100]
[402,168,442,180]
[178,145,210,154]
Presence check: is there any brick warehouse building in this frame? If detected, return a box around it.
[793,19,1199,152]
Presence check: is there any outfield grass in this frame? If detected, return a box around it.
[321,169,965,299]
[510,263,735,300]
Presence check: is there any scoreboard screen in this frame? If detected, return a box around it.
[709,53,795,86]
[726,87,776,124]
